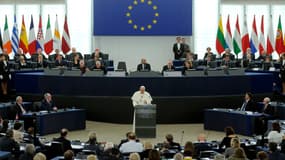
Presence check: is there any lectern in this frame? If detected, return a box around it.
[134,104,156,138]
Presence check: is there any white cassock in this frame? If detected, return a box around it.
[131,91,152,132]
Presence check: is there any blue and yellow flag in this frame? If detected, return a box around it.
[93,0,192,35]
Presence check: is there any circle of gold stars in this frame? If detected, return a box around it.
[126,0,159,31]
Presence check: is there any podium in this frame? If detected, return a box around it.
[134,104,156,138]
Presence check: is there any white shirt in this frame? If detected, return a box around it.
[119,140,144,153]
[268,131,284,144]
[131,91,152,106]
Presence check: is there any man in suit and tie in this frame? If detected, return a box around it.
[41,93,57,112]
[137,58,151,71]
[162,60,175,73]
[173,37,184,60]
[240,92,257,112]
[11,96,26,119]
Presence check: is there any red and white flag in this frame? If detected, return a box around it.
[61,15,70,54]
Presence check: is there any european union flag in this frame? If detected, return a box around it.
[93,0,192,35]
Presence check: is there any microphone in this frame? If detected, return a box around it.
[180,130,184,145]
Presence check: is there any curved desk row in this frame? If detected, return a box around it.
[14,71,276,123]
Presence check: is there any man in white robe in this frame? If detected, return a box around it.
[131,86,152,132]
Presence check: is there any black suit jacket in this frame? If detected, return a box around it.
[162,65,175,72]
[263,104,275,117]
[10,103,25,119]
[0,61,10,81]
[243,99,257,112]
[0,136,20,154]
[54,137,72,152]
[41,99,55,111]
[173,43,184,60]
[137,63,151,71]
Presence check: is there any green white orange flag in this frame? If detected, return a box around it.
[3,15,12,54]
[44,15,53,54]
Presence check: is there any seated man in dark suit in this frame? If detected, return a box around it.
[162,60,175,72]
[222,48,235,61]
[240,92,257,112]
[68,47,83,61]
[53,128,72,152]
[91,48,103,60]
[55,55,67,67]
[0,129,20,157]
[14,48,27,63]
[41,93,57,111]
[11,96,26,119]
[137,58,151,71]
[163,134,181,151]
[36,54,48,68]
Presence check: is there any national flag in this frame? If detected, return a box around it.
[44,15,53,54]
[19,15,29,53]
[0,28,3,52]
[250,15,258,54]
[241,16,250,54]
[233,15,242,55]
[11,15,19,54]
[267,15,274,55]
[62,15,71,54]
[225,15,233,50]
[259,15,265,54]
[36,15,44,50]
[3,15,12,54]
[53,15,61,50]
[216,15,227,54]
[28,15,37,54]
[275,15,285,54]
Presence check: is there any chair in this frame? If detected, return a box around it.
[32,101,42,112]
[84,54,92,60]
[48,141,64,159]
[117,61,127,71]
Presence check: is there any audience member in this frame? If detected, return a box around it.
[162,60,175,72]
[19,144,35,160]
[182,61,193,75]
[118,132,132,148]
[268,142,285,160]
[102,147,121,160]
[222,48,235,61]
[64,150,74,160]
[141,141,153,159]
[55,54,67,67]
[197,133,207,142]
[0,129,20,157]
[19,55,29,69]
[72,54,80,68]
[11,96,26,119]
[268,122,284,144]
[240,92,257,112]
[129,152,141,160]
[13,122,24,143]
[91,48,103,60]
[228,147,248,160]
[182,37,190,53]
[69,47,83,60]
[0,119,9,133]
[220,126,238,149]
[256,151,268,160]
[14,48,27,62]
[41,93,57,111]
[54,128,72,152]
[84,131,101,155]
[173,36,184,60]
[149,149,160,160]
[173,153,184,160]
[221,54,232,68]
[92,60,106,74]
[137,58,151,71]
[24,127,42,147]
[183,141,195,158]
[163,134,181,150]
[33,152,46,160]
[119,132,143,153]
[224,137,240,158]
[203,47,214,61]
[36,54,47,68]
[87,154,97,160]
[0,53,11,95]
